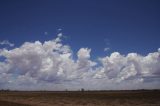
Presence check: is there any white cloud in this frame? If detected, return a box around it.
[55,33,63,42]
[97,51,160,83]
[0,40,14,47]
[77,48,91,59]
[0,35,160,90]
[104,47,110,52]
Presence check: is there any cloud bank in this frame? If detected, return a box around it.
[0,35,160,90]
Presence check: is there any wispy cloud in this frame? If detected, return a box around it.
[58,28,62,31]
[104,47,110,52]
[104,38,110,46]
[44,32,48,35]
[0,40,14,47]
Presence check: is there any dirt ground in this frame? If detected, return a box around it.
[0,90,160,106]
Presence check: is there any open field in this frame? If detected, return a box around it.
[0,90,160,106]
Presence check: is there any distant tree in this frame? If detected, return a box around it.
[81,88,84,92]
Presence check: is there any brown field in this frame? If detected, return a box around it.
[0,90,160,106]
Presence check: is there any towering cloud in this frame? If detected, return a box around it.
[0,35,160,90]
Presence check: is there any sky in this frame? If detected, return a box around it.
[0,0,160,90]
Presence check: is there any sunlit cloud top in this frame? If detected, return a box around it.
[0,34,159,90]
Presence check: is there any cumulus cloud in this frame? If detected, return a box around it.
[0,34,160,90]
[98,52,160,82]
[0,40,14,47]
[77,48,91,59]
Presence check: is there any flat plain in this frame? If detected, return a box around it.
[0,90,160,106]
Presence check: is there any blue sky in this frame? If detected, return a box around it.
[0,0,160,56]
[0,0,160,90]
